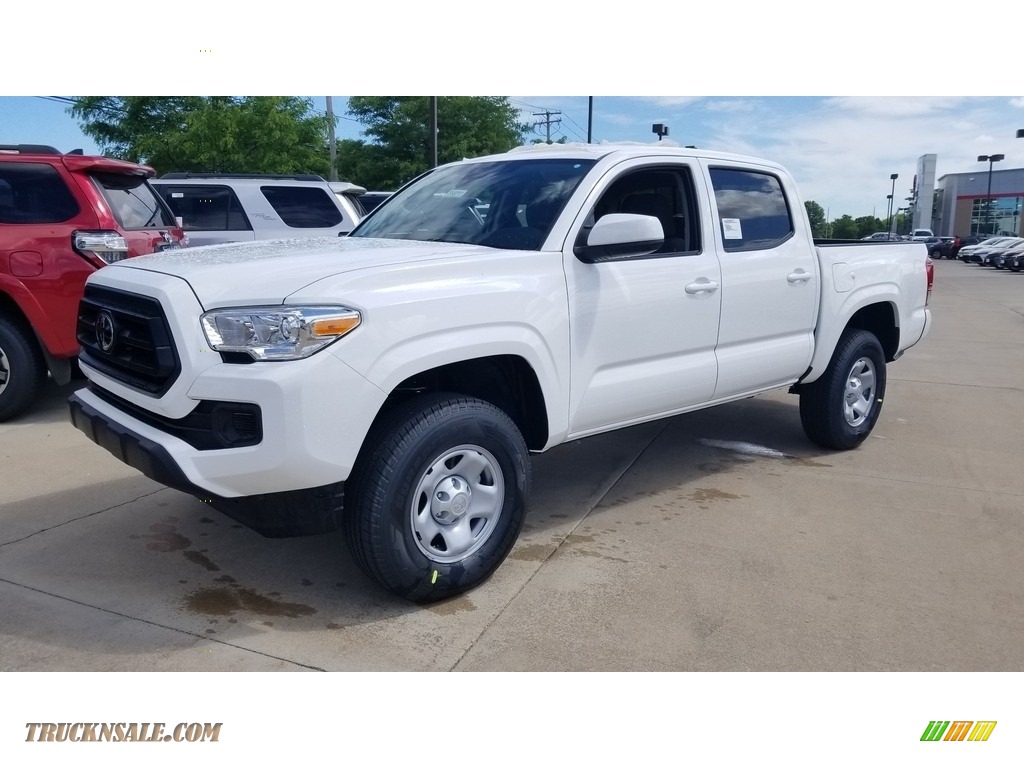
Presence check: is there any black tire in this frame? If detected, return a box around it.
[799,329,887,450]
[345,393,530,603]
[0,315,47,422]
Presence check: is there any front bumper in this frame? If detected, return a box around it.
[69,389,351,537]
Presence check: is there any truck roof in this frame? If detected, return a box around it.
[492,140,787,171]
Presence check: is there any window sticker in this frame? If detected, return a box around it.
[433,189,468,198]
[722,217,743,239]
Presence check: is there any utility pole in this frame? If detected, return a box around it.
[587,97,593,143]
[533,110,562,144]
[429,97,438,168]
[326,96,337,181]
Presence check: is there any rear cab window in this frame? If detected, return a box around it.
[709,167,793,251]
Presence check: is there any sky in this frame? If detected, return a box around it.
[8,94,1024,221]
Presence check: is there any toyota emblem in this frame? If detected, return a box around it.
[96,311,117,353]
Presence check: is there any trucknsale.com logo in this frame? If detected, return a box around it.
[920,721,997,742]
[24,722,222,743]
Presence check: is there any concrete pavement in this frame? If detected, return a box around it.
[1,259,1021,672]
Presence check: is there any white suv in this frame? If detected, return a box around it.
[152,174,366,247]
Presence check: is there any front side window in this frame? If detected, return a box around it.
[710,168,793,251]
[261,186,343,228]
[157,185,251,231]
[580,166,699,258]
[350,158,596,250]
[93,173,175,229]
[0,162,79,224]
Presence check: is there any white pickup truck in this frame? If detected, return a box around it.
[69,143,933,602]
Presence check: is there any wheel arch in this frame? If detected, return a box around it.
[372,354,550,451]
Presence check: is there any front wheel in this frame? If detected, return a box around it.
[799,329,887,450]
[345,394,530,602]
[0,316,47,422]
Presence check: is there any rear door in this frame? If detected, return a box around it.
[701,162,818,399]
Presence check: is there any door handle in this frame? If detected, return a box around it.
[787,270,812,284]
[685,279,719,295]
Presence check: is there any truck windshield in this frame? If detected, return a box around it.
[349,157,596,250]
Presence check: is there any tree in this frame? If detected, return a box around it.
[804,200,826,238]
[830,215,858,239]
[853,216,884,239]
[337,97,529,190]
[69,97,332,176]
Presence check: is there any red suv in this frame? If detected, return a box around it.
[0,144,186,421]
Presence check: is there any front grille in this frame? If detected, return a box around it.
[77,286,180,395]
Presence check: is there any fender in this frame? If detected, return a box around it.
[334,324,568,448]
[0,273,65,357]
[805,282,900,384]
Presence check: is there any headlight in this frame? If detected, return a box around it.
[201,306,361,361]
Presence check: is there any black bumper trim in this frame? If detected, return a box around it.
[67,392,345,537]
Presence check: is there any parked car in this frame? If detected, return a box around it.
[972,237,1024,266]
[861,231,899,241]
[1007,249,1024,272]
[329,181,369,218]
[910,228,934,241]
[357,191,393,214]
[928,236,957,259]
[991,240,1024,269]
[152,174,365,247]
[0,144,186,421]
[958,236,1013,263]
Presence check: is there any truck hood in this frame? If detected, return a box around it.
[112,237,496,307]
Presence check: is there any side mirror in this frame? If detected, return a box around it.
[574,213,664,263]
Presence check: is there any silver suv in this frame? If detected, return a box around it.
[152,173,366,247]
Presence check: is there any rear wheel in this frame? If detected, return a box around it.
[799,329,887,450]
[0,316,47,422]
[345,393,530,602]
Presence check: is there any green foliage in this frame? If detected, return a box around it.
[830,215,858,239]
[337,97,529,190]
[69,97,332,176]
[804,200,826,237]
[853,216,885,238]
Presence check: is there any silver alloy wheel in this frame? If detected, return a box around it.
[843,357,876,427]
[410,444,505,563]
[0,343,9,397]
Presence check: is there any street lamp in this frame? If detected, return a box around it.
[887,173,898,238]
[977,154,1004,235]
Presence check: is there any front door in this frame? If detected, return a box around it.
[563,162,723,437]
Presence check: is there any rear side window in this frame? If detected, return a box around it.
[92,173,175,229]
[0,162,80,224]
[157,185,251,231]
[260,186,342,228]
[709,168,793,251]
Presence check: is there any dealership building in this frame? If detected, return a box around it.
[927,155,1024,238]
